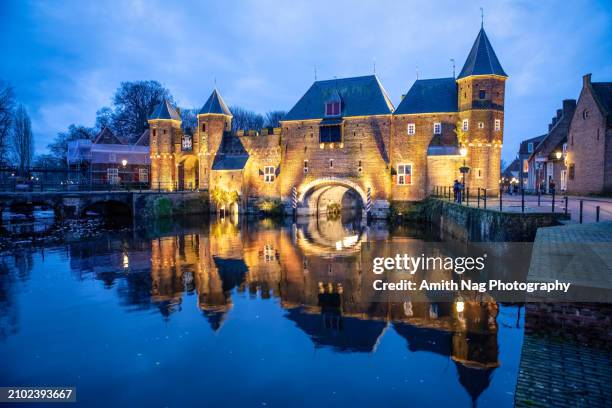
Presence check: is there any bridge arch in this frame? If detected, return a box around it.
[297,177,367,216]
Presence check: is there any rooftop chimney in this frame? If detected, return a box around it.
[583,73,592,87]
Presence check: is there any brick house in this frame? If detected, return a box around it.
[566,74,612,194]
[149,26,507,216]
[527,99,576,193]
[517,134,545,190]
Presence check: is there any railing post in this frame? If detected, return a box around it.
[499,187,503,211]
[551,190,555,213]
[579,200,583,224]
[564,195,568,215]
[522,187,525,214]
[537,190,541,206]
[477,188,481,208]
[483,189,487,209]
[466,188,470,206]
[596,205,600,222]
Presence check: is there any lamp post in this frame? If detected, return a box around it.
[121,159,128,186]
[459,146,470,202]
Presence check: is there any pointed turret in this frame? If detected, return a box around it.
[457,28,507,79]
[149,98,181,121]
[199,89,232,116]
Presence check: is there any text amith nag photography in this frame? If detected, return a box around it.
[0,1,611,407]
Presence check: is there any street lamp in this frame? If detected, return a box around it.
[121,159,128,167]
[555,151,562,160]
[459,147,470,199]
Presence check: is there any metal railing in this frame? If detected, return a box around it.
[0,181,202,193]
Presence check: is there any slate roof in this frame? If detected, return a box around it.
[211,131,249,170]
[519,135,545,155]
[395,78,458,114]
[211,155,249,170]
[134,129,150,146]
[199,89,232,116]
[457,28,507,79]
[149,98,181,121]
[284,75,394,121]
[591,82,612,120]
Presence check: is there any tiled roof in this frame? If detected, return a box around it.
[395,78,457,114]
[284,75,394,121]
[457,28,507,79]
[149,98,181,121]
[199,89,232,116]
[592,82,612,117]
[94,127,124,145]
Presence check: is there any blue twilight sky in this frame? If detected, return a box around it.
[1,0,611,163]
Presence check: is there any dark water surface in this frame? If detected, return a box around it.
[0,214,524,407]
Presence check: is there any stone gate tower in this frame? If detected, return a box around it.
[148,99,182,190]
[456,27,507,195]
[197,89,233,190]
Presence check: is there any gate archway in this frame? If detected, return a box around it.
[297,177,367,216]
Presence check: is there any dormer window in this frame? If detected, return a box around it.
[325,101,341,117]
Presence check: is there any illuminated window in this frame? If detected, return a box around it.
[494,119,501,131]
[264,166,275,183]
[107,168,119,184]
[139,168,148,182]
[462,119,469,131]
[433,122,441,135]
[407,123,416,135]
[397,164,412,185]
[325,102,341,116]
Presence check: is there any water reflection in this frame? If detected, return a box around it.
[0,213,509,406]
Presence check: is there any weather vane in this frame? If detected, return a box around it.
[450,58,456,78]
[480,7,484,28]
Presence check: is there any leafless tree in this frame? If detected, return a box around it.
[10,104,34,173]
[230,106,264,133]
[265,110,286,128]
[0,81,15,166]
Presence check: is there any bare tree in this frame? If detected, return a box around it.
[48,124,96,165]
[265,110,286,128]
[180,107,198,132]
[110,81,173,142]
[11,104,34,173]
[0,81,15,166]
[95,106,114,131]
[230,106,264,133]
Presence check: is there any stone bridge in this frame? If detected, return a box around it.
[0,190,209,220]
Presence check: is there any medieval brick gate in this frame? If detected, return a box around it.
[292,177,376,218]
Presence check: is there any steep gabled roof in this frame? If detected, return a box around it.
[199,89,232,116]
[134,129,150,146]
[284,75,394,121]
[519,135,545,155]
[149,98,181,121]
[591,82,612,119]
[458,28,507,79]
[395,78,458,114]
[94,127,124,145]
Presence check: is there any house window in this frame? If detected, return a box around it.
[475,168,483,179]
[319,124,342,143]
[407,123,416,135]
[325,102,340,116]
[264,166,275,183]
[303,160,308,174]
[201,123,206,132]
[527,142,534,153]
[568,164,575,180]
[583,109,590,120]
[397,164,412,185]
[139,168,148,183]
[479,90,486,99]
[107,168,119,184]
[462,119,469,131]
[494,119,501,131]
[433,122,441,135]
[109,153,116,162]
[478,122,484,129]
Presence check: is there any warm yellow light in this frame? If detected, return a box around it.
[459,147,468,157]
[455,300,465,313]
[555,151,562,160]
[121,159,128,167]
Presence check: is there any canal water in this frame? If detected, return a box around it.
[0,214,524,407]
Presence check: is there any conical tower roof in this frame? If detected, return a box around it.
[457,28,507,79]
[199,89,232,116]
[149,98,181,121]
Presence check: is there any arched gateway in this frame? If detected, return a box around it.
[296,177,367,216]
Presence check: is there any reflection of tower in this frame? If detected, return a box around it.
[150,236,183,317]
[456,27,507,195]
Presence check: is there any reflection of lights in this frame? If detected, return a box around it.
[123,254,129,269]
[335,235,359,250]
[403,300,413,317]
[455,300,465,313]
[459,146,468,157]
